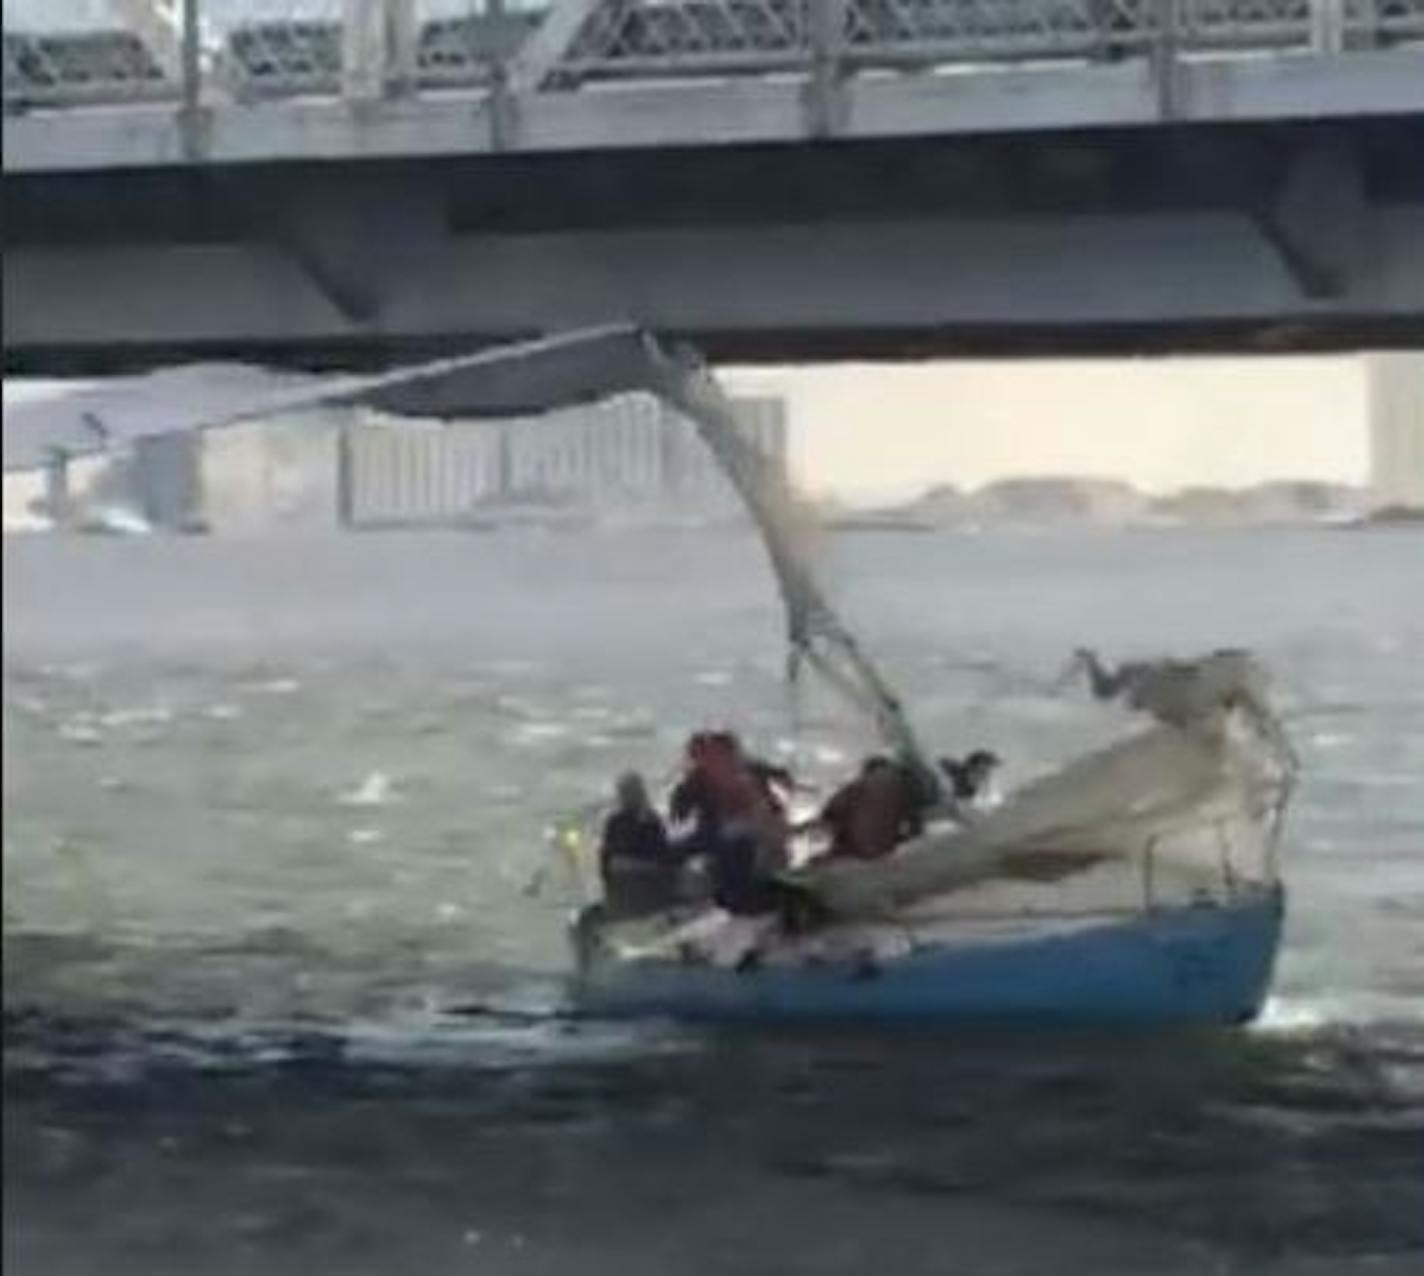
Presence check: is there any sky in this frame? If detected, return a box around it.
[728,354,1372,506]
[5,354,1375,519]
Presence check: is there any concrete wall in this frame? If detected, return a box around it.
[8,204,1422,370]
[506,396,667,504]
[183,393,787,532]
[199,411,345,533]
[1369,352,1424,508]
[348,420,504,524]
[131,431,202,529]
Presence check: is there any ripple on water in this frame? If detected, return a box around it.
[241,678,301,697]
[338,771,398,807]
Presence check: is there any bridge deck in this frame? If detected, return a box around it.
[5,4,1421,367]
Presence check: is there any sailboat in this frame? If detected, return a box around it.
[5,326,1296,1025]
[566,345,1295,1025]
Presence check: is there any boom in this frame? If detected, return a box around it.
[4,325,938,794]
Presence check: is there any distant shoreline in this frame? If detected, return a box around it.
[816,478,1418,534]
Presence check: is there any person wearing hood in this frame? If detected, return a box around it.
[599,771,680,917]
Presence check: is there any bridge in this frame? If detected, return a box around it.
[4,0,1423,371]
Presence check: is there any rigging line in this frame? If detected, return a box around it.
[644,336,940,802]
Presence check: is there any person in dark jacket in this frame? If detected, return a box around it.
[669,732,719,858]
[599,772,680,917]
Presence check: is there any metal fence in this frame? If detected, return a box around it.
[4,0,1422,112]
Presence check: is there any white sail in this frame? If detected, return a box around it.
[2,325,652,472]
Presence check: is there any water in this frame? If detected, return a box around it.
[4,525,1422,1274]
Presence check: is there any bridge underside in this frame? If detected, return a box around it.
[5,117,1423,373]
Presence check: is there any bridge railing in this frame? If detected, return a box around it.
[4,0,1422,113]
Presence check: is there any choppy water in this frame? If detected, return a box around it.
[4,526,1423,1274]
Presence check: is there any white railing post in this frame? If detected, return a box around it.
[343,0,387,101]
[805,0,848,137]
[1152,0,1180,120]
[109,0,183,79]
[487,0,516,148]
[385,0,418,96]
[1311,0,1346,52]
[180,0,201,110]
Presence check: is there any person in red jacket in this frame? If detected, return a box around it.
[810,756,925,863]
[670,730,791,915]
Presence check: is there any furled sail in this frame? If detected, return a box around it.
[789,651,1297,921]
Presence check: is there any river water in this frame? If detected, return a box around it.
[4,525,1422,1274]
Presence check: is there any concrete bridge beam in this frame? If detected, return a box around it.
[6,202,1421,370]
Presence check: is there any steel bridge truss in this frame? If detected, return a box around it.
[5,0,1423,111]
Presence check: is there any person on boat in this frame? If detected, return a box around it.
[938,749,1003,818]
[806,755,926,863]
[668,732,720,860]
[598,771,681,917]
[671,731,795,840]
[703,731,796,815]
[672,731,790,915]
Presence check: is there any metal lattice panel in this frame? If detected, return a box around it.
[1345,0,1424,43]
[560,0,1424,75]
[218,9,547,96]
[843,0,1154,61]
[1176,0,1313,50]
[220,19,344,97]
[3,29,174,109]
[563,0,809,74]
[561,0,1164,74]
[416,12,544,87]
[558,0,1424,77]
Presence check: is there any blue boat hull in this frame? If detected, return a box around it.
[572,887,1285,1026]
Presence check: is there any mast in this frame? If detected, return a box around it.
[641,336,941,802]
